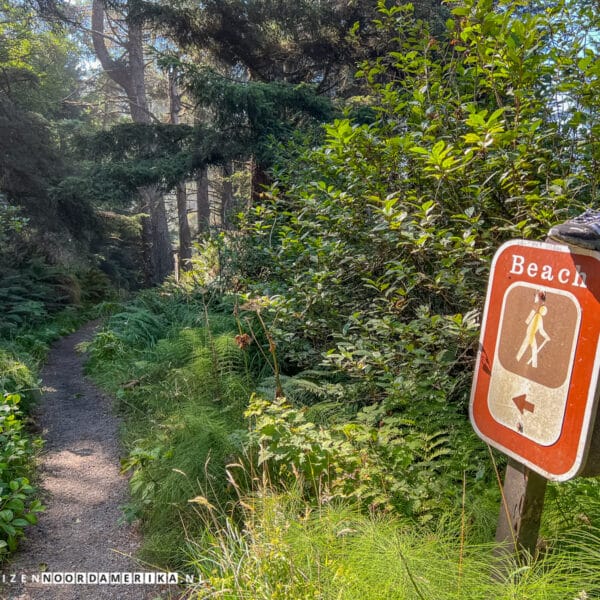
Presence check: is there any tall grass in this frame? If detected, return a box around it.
[183,482,600,600]
[85,295,255,567]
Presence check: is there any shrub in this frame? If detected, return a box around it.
[0,392,44,557]
[0,350,37,401]
[220,0,600,526]
[246,395,489,521]
[232,0,600,385]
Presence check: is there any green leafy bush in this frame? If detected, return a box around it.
[0,350,37,400]
[246,395,488,520]
[235,0,590,377]
[0,394,44,555]
[221,0,600,524]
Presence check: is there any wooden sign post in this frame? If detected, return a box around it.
[494,459,547,557]
[470,240,600,557]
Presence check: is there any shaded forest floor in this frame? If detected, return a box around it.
[1,322,176,600]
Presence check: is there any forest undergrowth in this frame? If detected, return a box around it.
[5,0,600,596]
[82,281,600,600]
[82,0,600,597]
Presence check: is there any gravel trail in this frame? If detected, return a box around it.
[1,322,179,600]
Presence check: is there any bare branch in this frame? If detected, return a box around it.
[91,0,131,92]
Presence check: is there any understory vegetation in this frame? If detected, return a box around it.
[6,0,600,596]
[84,287,255,566]
[187,496,600,600]
[78,0,600,598]
[86,285,600,599]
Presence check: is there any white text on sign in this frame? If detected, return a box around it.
[509,254,587,288]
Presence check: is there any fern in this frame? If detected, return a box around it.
[305,400,355,425]
[213,334,245,377]
[152,328,206,368]
[257,368,342,405]
[107,307,167,347]
[257,374,322,404]
[416,430,452,466]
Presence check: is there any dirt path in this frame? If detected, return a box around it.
[1,322,178,600]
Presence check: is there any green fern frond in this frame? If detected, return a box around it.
[257,375,320,405]
[213,334,245,376]
[305,400,354,425]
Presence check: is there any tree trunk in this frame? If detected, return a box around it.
[92,0,151,124]
[91,0,172,285]
[140,186,172,285]
[138,197,172,286]
[126,14,152,124]
[251,158,270,204]
[196,167,210,236]
[221,162,234,229]
[176,183,192,271]
[169,65,192,270]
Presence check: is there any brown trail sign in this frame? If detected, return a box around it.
[470,239,600,556]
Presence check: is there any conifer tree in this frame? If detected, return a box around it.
[90,0,172,284]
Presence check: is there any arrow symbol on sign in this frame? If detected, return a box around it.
[513,394,535,415]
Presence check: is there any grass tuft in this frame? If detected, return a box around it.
[184,484,600,600]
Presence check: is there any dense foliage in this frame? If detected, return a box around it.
[83,288,256,565]
[0,0,90,263]
[86,283,600,598]
[6,0,600,596]
[0,368,43,556]
[217,0,600,517]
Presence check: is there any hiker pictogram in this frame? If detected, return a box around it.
[488,281,580,447]
[497,285,578,389]
[515,295,550,368]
